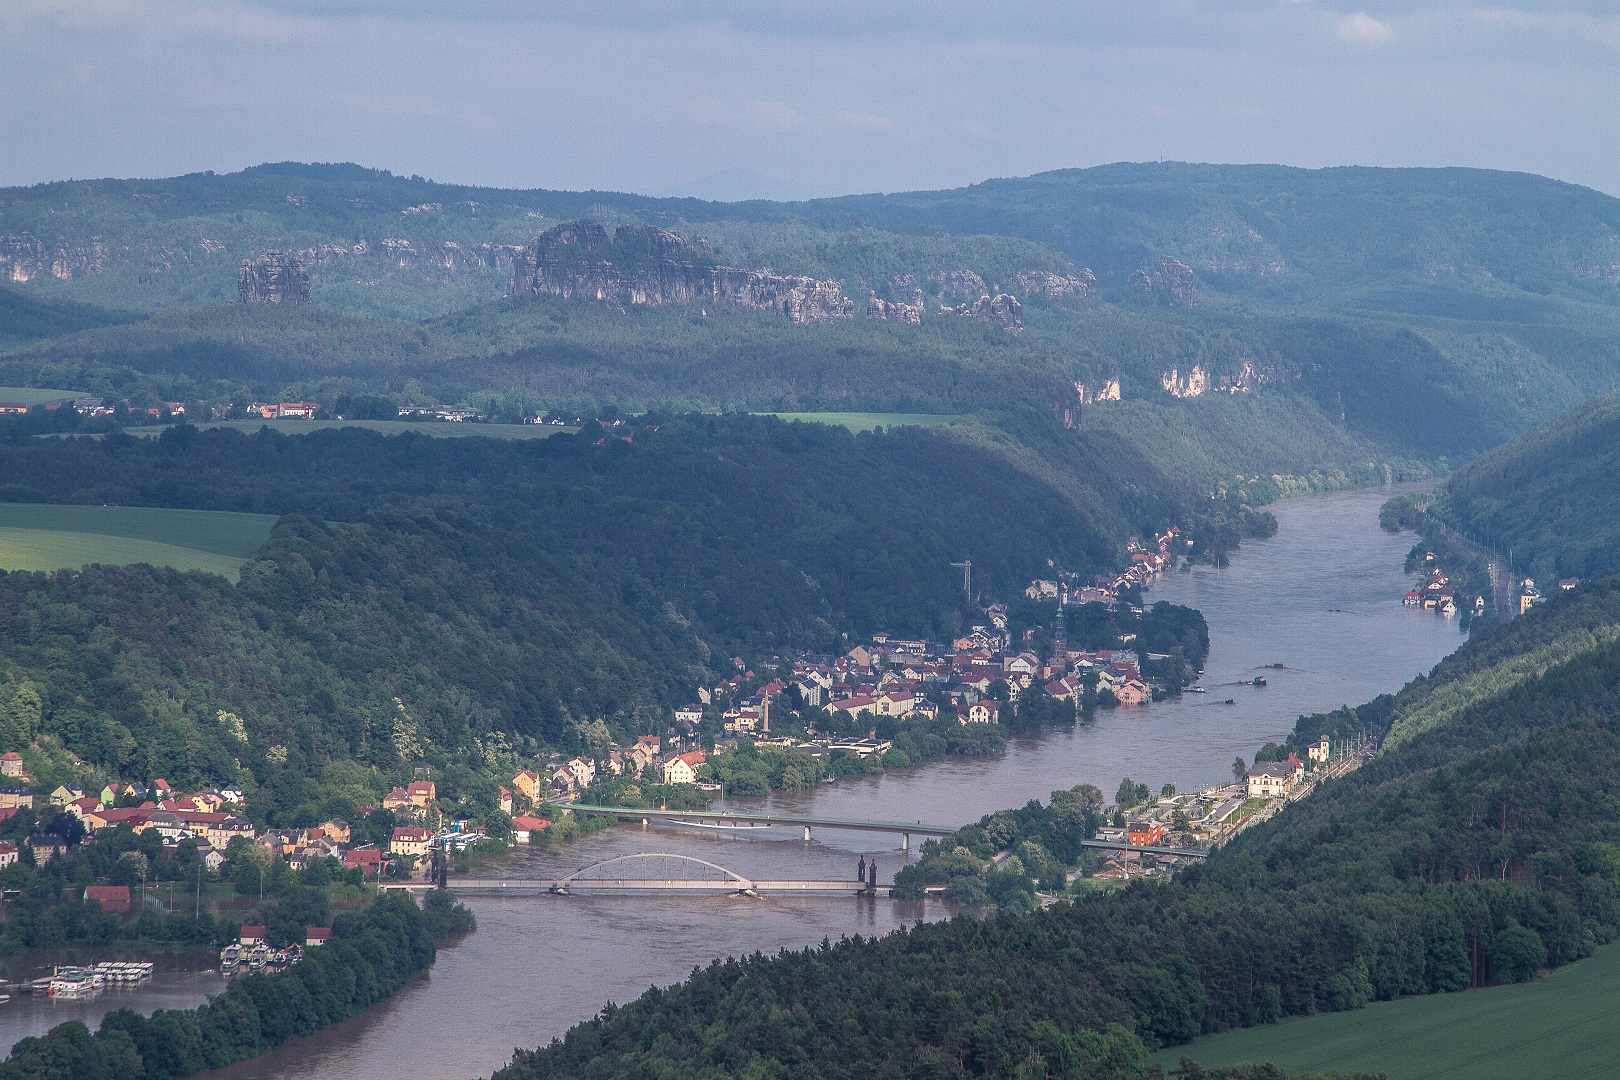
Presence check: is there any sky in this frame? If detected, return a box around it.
[5,0,1619,199]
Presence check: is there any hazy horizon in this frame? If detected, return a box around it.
[6,2,1619,199]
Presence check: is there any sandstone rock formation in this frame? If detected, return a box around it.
[1009,268,1097,300]
[1075,378,1121,404]
[927,268,987,300]
[1160,365,1211,398]
[936,293,1024,332]
[867,292,922,325]
[0,234,110,282]
[1129,256,1198,307]
[512,222,856,323]
[238,251,310,304]
[1161,359,1274,398]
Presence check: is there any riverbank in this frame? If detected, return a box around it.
[169,486,1467,1080]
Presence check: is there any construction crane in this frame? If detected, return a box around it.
[950,560,972,600]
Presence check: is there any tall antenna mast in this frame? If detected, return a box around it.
[950,560,972,600]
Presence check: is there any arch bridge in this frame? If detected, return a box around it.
[394,851,874,896]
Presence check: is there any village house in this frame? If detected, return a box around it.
[1307,735,1332,765]
[565,757,596,789]
[239,925,267,947]
[498,786,513,816]
[959,700,1000,724]
[390,825,433,857]
[875,690,916,717]
[0,786,33,810]
[26,834,68,864]
[512,814,550,840]
[49,783,84,807]
[662,750,706,786]
[406,779,437,807]
[1246,759,1304,798]
[0,841,17,867]
[0,752,24,778]
[306,927,333,947]
[344,848,383,875]
[84,885,131,914]
[382,786,414,814]
[320,818,352,845]
[1127,821,1165,846]
[512,769,544,802]
[674,705,704,725]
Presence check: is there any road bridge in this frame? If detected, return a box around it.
[1079,839,1207,859]
[566,803,958,850]
[385,852,877,896]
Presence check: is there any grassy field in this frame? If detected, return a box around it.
[0,503,278,578]
[1152,943,1620,1079]
[123,418,572,440]
[759,412,961,433]
[0,386,84,405]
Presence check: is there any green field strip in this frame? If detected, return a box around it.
[0,527,248,579]
[125,419,572,440]
[759,412,961,433]
[0,504,277,558]
[1151,943,1620,1080]
[0,386,86,405]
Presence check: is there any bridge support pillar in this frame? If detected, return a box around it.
[803,826,811,841]
[902,832,910,851]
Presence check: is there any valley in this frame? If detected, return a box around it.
[1,159,1620,1080]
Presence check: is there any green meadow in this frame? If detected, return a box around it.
[0,503,278,579]
[759,412,961,433]
[128,418,572,440]
[0,386,84,405]
[1153,942,1620,1080]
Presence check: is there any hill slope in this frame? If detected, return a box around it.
[1431,392,1620,585]
[490,574,1620,1079]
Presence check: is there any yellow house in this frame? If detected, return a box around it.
[512,769,544,802]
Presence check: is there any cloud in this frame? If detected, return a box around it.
[837,110,898,132]
[1334,11,1395,45]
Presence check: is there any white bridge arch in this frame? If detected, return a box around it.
[553,852,753,891]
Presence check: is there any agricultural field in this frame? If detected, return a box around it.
[0,386,85,405]
[759,412,961,433]
[0,503,278,579]
[125,418,572,440]
[1153,941,1620,1080]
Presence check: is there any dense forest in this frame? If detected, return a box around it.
[0,415,1261,816]
[489,574,1620,1080]
[1429,391,1620,585]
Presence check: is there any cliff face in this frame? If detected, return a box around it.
[512,222,856,322]
[0,234,109,282]
[1129,256,1198,307]
[239,251,310,304]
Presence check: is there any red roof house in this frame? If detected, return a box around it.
[84,885,131,913]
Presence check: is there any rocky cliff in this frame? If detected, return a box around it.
[1,234,109,282]
[1129,256,1198,307]
[238,251,311,304]
[512,222,856,322]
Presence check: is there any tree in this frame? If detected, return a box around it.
[1490,922,1546,984]
[1232,757,1247,784]
[1116,778,1138,810]
[1161,784,1176,799]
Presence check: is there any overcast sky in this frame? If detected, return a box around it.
[5,0,1619,198]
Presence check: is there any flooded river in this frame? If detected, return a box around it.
[5,487,1465,1078]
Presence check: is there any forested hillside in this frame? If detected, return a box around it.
[491,574,1620,1080]
[1431,392,1620,585]
[0,416,1257,813]
[6,162,1620,486]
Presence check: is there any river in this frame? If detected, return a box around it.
[1,487,1465,1078]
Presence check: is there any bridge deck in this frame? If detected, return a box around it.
[566,803,957,835]
[401,879,871,894]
